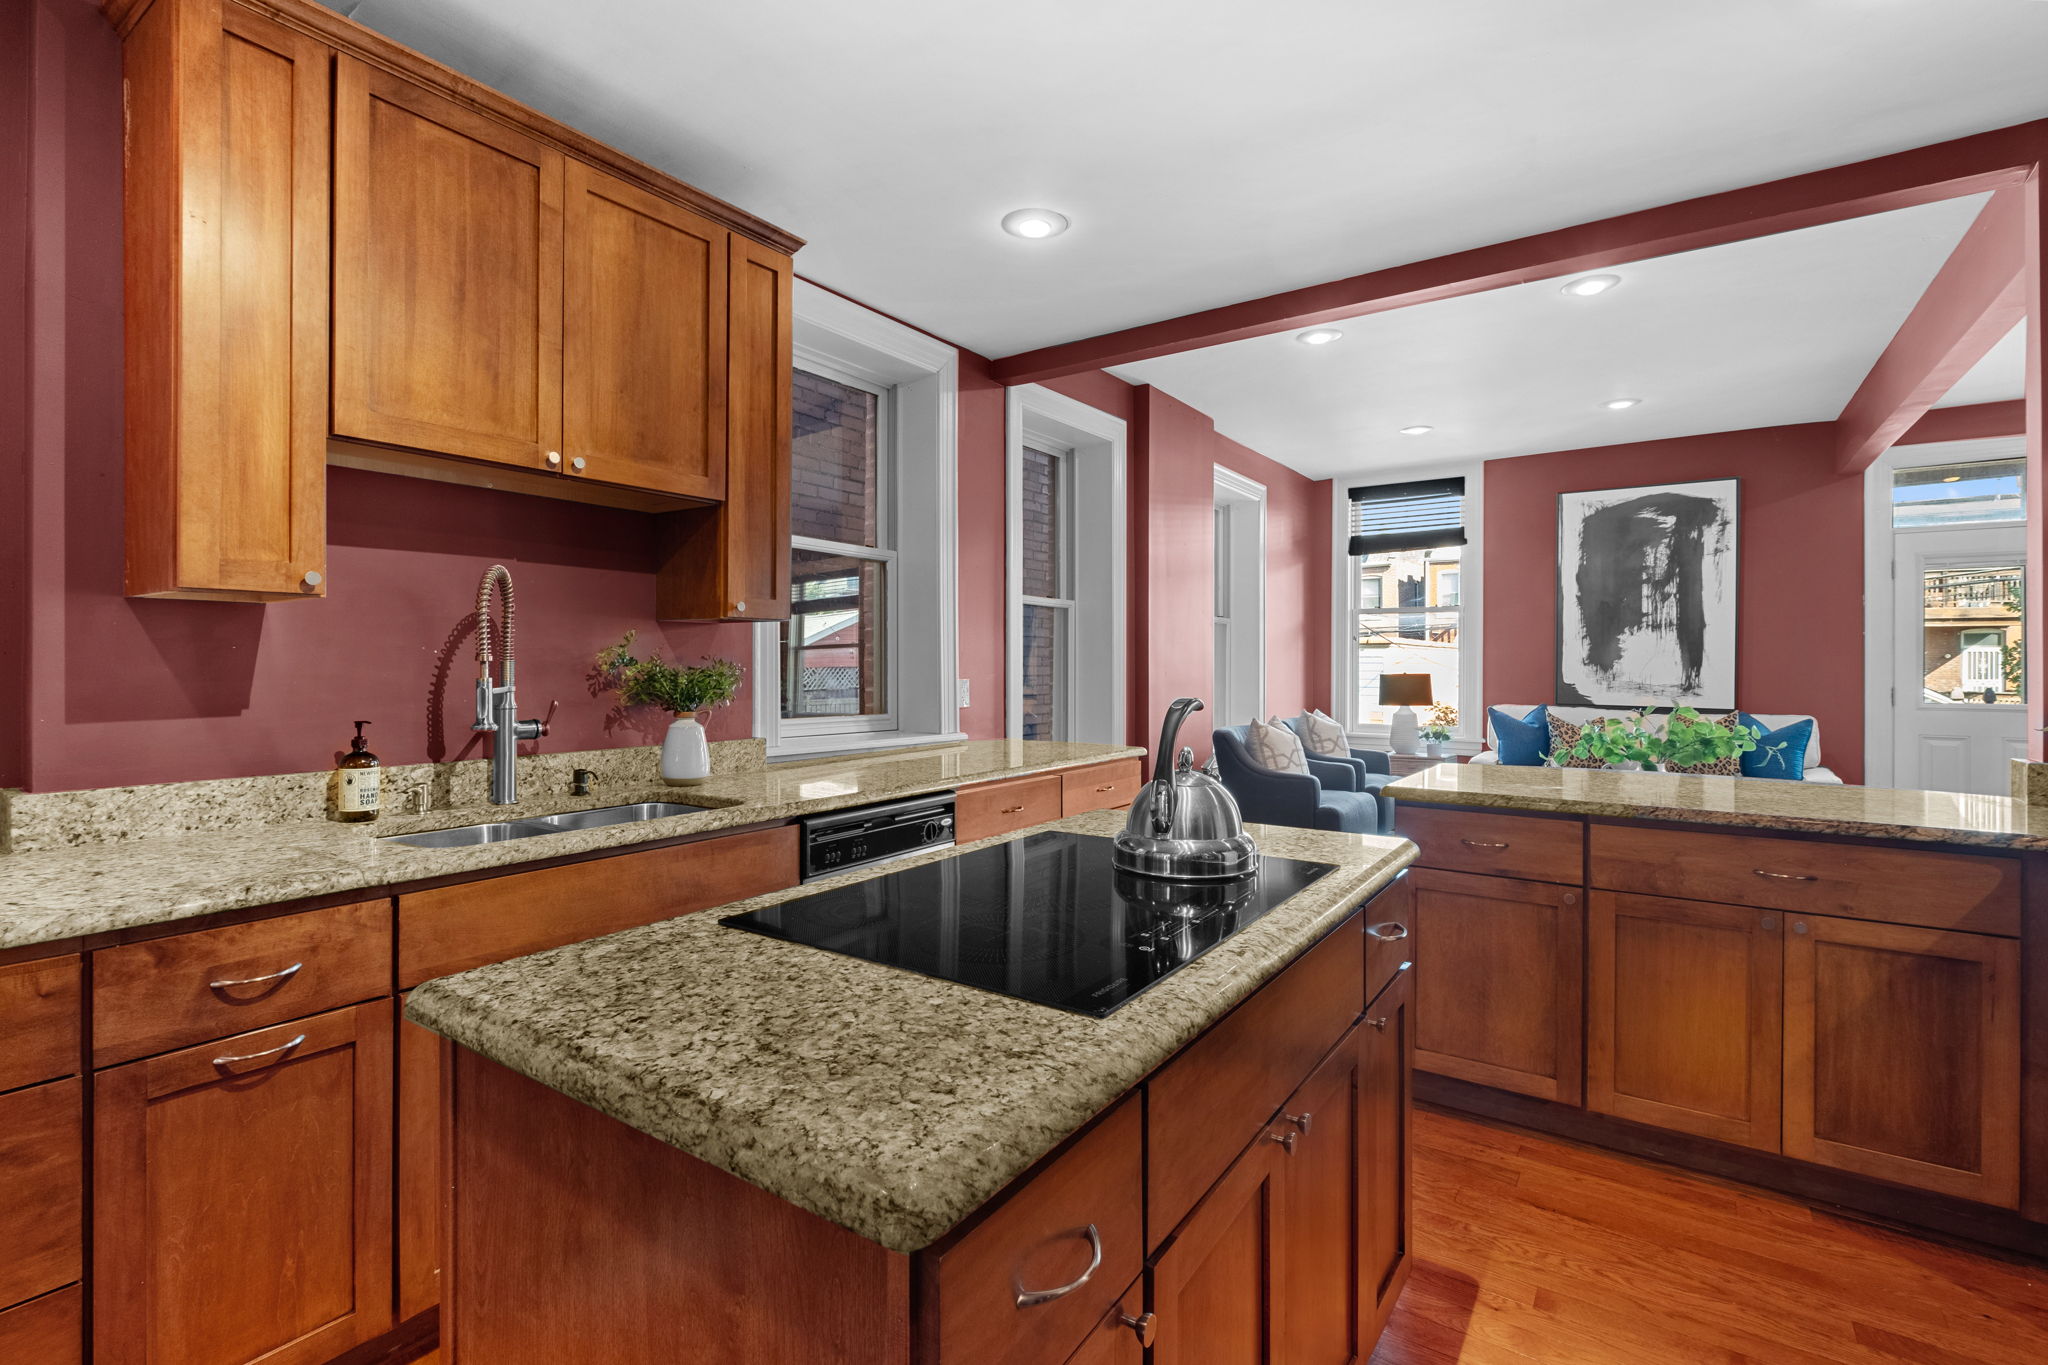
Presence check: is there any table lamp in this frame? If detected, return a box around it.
[1379,674,1433,755]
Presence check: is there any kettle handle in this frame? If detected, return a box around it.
[1150,698,1205,836]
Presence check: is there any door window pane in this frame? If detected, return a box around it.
[792,370,881,548]
[1893,459,2025,528]
[1921,565,2023,704]
[1021,446,1063,599]
[783,550,887,718]
[1020,604,1066,740]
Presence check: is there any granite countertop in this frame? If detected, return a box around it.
[405,812,1414,1254]
[1388,762,2048,851]
[0,740,1142,952]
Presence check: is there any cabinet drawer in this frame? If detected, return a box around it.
[956,774,1064,843]
[1363,877,1413,1006]
[0,1079,82,1311]
[0,955,81,1091]
[0,1285,82,1364]
[1147,909,1365,1246]
[1399,805,1583,885]
[1588,824,2021,935]
[399,825,797,986]
[921,1097,1143,1365]
[92,900,392,1067]
[1060,759,1144,816]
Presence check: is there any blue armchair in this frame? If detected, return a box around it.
[1211,725,1395,835]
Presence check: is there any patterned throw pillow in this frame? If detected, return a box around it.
[1666,713,1742,776]
[1297,709,1348,757]
[1546,715,1609,769]
[1246,716,1310,774]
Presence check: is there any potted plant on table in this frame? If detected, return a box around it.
[592,632,743,786]
[1419,704,1458,759]
[1548,707,1765,774]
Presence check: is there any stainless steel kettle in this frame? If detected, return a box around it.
[1112,698,1260,880]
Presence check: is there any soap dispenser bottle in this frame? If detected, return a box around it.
[332,720,382,823]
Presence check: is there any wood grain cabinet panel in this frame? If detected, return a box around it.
[563,162,728,501]
[91,899,392,1068]
[93,1003,394,1365]
[1587,892,1783,1151]
[656,235,795,621]
[1408,868,1583,1103]
[1399,805,1584,885]
[0,1286,83,1365]
[955,774,1066,845]
[0,1079,83,1312]
[121,0,330,601]
[1277,1025,1363,1365]
[0,955,82,1092]
[1149,1129,1288,1365]
[333,56,564,470]
[1588,824,2021,935]
[1360,969,1414,1345]
[1061,1282,1147,1365]
[1784,914,2020,1208]
[395,997,446,1324]
[1060,759,1144,816]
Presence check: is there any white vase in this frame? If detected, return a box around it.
[1424,740,1446,759]
[660,715,711,786]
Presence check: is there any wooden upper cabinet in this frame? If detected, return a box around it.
[1784,913,2020,1208]
[563,162,728,500]
[332,57,564,470]
[122,0,330,601]
[1587,891,1783,1152]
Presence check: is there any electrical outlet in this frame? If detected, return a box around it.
[956,678,971,709]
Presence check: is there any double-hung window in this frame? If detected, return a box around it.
[1347,476,1469,730]
[1017,443,1075,740]
[781,363,895,734]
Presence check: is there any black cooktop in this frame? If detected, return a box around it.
[721,831,1337,1017]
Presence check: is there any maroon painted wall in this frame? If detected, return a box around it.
[1482,423,1866,784]
[1,0,33,793]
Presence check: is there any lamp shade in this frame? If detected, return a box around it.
[1378,674,1433,706]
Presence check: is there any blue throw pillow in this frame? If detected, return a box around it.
[1487,705,1550,766]
[1736,713,1812,780]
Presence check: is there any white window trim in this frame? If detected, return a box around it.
[1006,384,1127,744]
[1213,465,1268,725]
[757,281,961,759]
[1330,460,1485,752]
[1860,434,2027,788]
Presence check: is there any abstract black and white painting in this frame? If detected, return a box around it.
[1556,479,1737,708]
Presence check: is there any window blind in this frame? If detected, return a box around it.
[1347,477,1466,556]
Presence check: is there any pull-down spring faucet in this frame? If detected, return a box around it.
[473,564,549,804]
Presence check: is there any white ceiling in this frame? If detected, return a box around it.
[1935,321,2028,407]
[327,0,2048,359]
[1111,196,1989,478]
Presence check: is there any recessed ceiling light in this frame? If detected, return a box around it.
[1941,475,1962,483]
[1398,425,1434,436]
[1602,398,1642,410]
[1562,274,1622,297]
[1000,208,1069,240]
[1295,328,1344,346]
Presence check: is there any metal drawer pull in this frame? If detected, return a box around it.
[1367,922,1409,942]
[1002,805,1026,815]
[1752,869,1816,882]
[1285,1110,1313,1135]
[1461,838,1509,849]
[1014,1224,1102,1308]
[1265,1129,1298,1154]
[1119,1311,1158,1348]
[1096,784,1115,792]
[212,1033,306,1072]
[208,962,303,991]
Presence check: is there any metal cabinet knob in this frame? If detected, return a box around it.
[1760,914,1778,931]
[570,456,587,472]
[301,569,322,587]
[1265,1129,1297,1154]
[545,451,561,467]
[1284,1111,1313,1135]
[1793,920,1809,935]
[1368,1015,1390,1031]
[735,601,747,613]
[1013,1224,1101,1308]
[1118,1311,1157,1348]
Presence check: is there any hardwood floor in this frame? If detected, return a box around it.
[1370,1108,2048,1365]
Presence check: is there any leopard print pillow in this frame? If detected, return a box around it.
[1546,715,1609,769]
[1665,713,1742,776]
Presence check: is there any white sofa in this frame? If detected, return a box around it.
[1472,705,1844,784]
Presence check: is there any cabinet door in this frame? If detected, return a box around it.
[333,57,563,469]
[122,0,329,601]
[1276,1028,1360,1365]
[1785,914,2019,1208]
[93,1004,394,1365]
[1408,868,1584,1103]
[562,161,728,499]
[395,997,446,1323]
[1587,892,1782,1150]
[1151,1133,1287,1365]
[1359,969,1413,1348]
[1063,1281,1148,1365]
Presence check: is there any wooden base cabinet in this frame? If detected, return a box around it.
[1785,914,2020,1208]
[1409,868,1583,1103]
[1587,892,1783,1151]
[1360,971,1415,1343]
[93,1004,394,1365]
[1150,1127,1288,1365]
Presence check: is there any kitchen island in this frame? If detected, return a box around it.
[406,810,1417,1364]
[1386,763,2047,1255]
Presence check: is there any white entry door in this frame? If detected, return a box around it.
[1892,532,2028,794]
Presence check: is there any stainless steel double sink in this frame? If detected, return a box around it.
[378,801,709,849]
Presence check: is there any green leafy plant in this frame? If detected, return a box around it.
[591,632,742,718]
[1549,712,1662,770]
[1420,703,1457,744]
[1548,707,1771,773]
[1661,708,1759,770]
